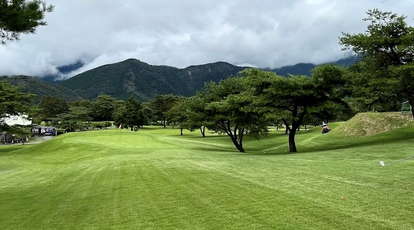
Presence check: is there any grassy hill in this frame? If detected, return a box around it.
[1,112,414,229]
[333,112,413,137]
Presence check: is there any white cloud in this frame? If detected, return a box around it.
[0,0,413,78]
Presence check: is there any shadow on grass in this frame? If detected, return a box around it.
[0,145,27,155]
[192,146,241,154]
[297,127,414,155]
[159,124,414,156]
[243,125,414,156]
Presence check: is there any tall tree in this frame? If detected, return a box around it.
[340,9,414,117]
[91,94,118,121]
[200,77,268,153]
[0,0,54,44]
[38,95,69,120]
[124,96,146,131]
[0,81,34,129]
[164,96,188,135]
[53,106,92,132]
[149,94,179,128]
[69,99,93,109]
[245,66,348,152]
[185,93,215,137]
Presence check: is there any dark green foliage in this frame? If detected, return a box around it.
[268,56,357,77]
[124,96,146,131]
[69,99,93,109]
[0,81,34,116]
[91,121,112,129]
[244,66,349,152]
[0,0,53,44]
[59,59,246,101]
[91,94,119,121]
[38,95,69,120]
[0,81,34,130]
[164,96,188,135]
[112,104,126,128]
[189,76,268,152]
[340,9,414,117]
[183,93,213,137]
[52,106,92,132]
[112,97,147,130]
[0,75,82,103]
[149,94,180,128]
[1,58,358,106]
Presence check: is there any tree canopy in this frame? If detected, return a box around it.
[187,77,268,152]
[38,95,69,120]
[0,0,53,44]
[91,94,119,121]
[243,66,349,152]
[340,9,414,117]
[124,96,146,131]
[149,94,180,128]
[0,81,34,130]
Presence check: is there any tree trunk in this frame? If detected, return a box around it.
[163,115,166,128]
[407,98,414,119]
[288,129,297,152]
[232,140,245,152]
[200,126,206,137]
[180,128,183,136]
[217,121,245,152]
[229,133,245,152]
[282,106,307,153]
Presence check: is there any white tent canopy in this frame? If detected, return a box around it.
[2,114,32,126]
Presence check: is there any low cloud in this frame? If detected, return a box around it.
[0,0,413,78]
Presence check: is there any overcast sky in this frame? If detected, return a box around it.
[1,0,413,78]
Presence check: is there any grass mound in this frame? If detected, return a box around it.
[334,112,413,137]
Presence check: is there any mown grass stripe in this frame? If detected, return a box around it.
[1,118,414,229]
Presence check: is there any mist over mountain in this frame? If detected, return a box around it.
[41,60,85,84]
[4,56,357,102]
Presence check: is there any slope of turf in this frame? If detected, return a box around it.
[1,121,414,229]
[335,112,413,137]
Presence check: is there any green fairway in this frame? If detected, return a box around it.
[1,120,414,229]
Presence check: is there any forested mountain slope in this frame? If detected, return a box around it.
[59,59,246,101]
[2,57,356,102]
[0,75,82,103]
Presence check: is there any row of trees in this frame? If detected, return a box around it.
[163,8,414,152]
[164,65,350,153]
[1,4,413,153]
[0,73,347,153]
[28,94,181,132]
[0,64,341,152]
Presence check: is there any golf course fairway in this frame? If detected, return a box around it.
[1,118,414,229]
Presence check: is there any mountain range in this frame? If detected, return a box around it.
[1,56,357,103]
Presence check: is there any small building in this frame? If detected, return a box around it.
[32,126,57,136]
